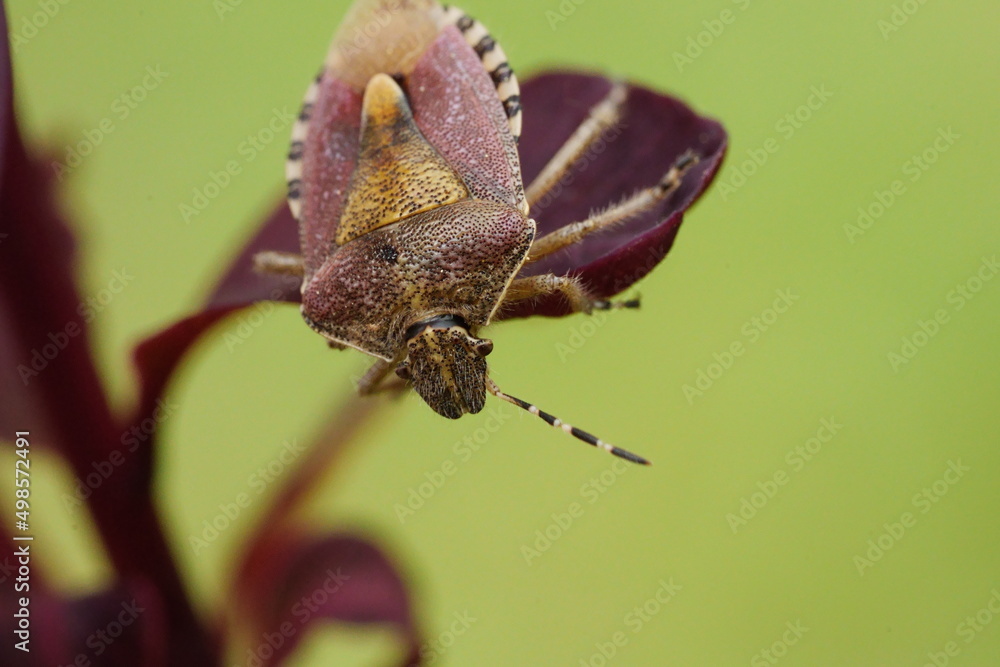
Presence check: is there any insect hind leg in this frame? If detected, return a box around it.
[502,274,638,314]
[524,81,628,209]
[526,151,699,264]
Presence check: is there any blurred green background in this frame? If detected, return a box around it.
[8,0,1000,664]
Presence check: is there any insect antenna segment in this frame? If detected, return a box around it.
[486,378,651,465]
[592,296,641,310]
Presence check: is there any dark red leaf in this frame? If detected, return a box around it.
[502,71,728,318]
[0,6,214,661]
[0,573,165,667]
[0,3,8,159]
[208,204,302,309]
[234,530,420,667]
[0,10,117,460]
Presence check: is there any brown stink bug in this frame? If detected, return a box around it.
[254,0,705,465]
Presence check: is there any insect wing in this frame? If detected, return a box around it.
[289,1,527,282]
[407,18,525,211]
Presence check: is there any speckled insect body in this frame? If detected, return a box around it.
[255,0,702,464]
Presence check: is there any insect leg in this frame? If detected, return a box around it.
[525,81,627,209]
[503,274,638,313]
[486,378,650,465]
[526,151,698,264]
[357,358,398,396]
[252,251,305,277]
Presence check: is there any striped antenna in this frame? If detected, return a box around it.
[592,296,641,310]
[486,378,651,465]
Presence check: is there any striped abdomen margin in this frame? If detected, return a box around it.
[285,69,321,221]
[441,4,522,143]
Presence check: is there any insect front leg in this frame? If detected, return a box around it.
[526,151,699,264]
[503,274,638,314]
[357,357,408,396]
[252,251,305,277]
[525,81,627,209]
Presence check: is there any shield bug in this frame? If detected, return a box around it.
[255,0,704,465]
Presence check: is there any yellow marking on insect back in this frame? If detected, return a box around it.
[336,73,469,245]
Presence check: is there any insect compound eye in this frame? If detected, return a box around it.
[474,338,494,357]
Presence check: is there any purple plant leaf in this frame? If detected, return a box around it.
[0,6,214,661]
[0,7,117,460]
[234,530,421,666]
[209,204,302,309]
[0,568,165,667]
[502,71,728,318]
[0,2,8,158]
